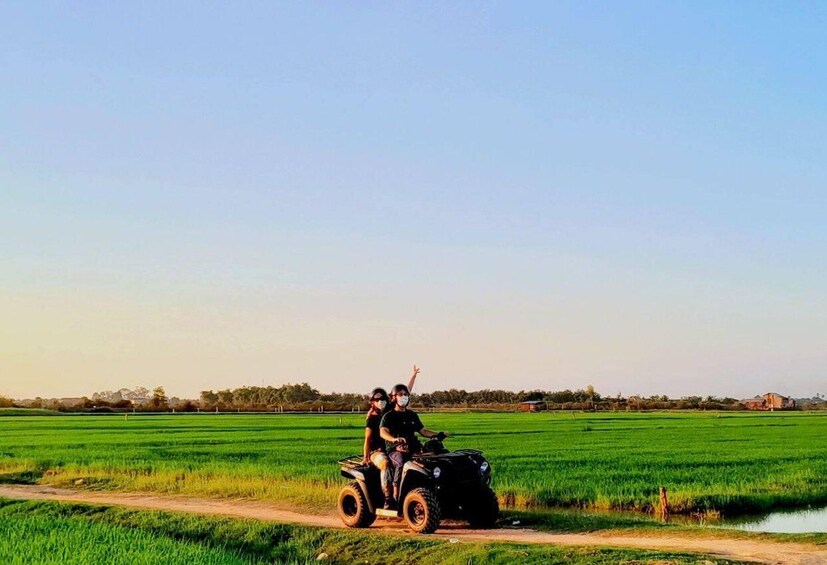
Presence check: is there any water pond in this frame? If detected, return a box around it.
[718,506,827,534]
[518,505,827,534]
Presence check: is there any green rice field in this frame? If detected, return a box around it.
[1,411,825,516]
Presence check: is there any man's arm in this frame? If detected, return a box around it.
[380,426,405,444]
[418,427,447,439]
[406,364,420,393]
[416,413,447,439]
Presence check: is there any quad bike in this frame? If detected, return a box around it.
[337,438,499,534]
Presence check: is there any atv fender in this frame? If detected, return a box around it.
[399,461,430,504]
[401,460,429,482]
[340,468,375,513]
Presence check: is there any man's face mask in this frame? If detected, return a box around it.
[397,394,409,407]
[375,399,387,410]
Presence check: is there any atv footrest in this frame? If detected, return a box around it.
[375,509,400,518]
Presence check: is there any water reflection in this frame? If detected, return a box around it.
[514,505,827,534]
[721,506,827,534]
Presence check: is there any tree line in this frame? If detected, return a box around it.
[5,385,822,413]
[151,385,746,412]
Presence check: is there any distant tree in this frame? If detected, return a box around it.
[199,390,219,407]
[0,396,14,408]
[217,389,234,406]
[149,387,169,411]
[174,399,197,412]
[522,390,544,402]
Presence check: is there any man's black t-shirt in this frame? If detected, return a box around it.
[379,409,424,452]
[365,412,385,453]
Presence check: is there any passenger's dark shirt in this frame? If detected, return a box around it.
[380,409,424,452]
[365,412,385,453]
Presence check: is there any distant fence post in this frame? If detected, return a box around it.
[658,486,670,522]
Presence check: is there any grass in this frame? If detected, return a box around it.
[0,412,825,517]
[0,498,746,564]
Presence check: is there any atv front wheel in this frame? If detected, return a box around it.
[467,486,499,529]
[402,487,441,534]
[338,481,376,528]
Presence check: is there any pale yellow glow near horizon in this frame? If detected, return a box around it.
[2,275,822,400]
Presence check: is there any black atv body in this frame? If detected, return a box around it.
[337,439,498,533]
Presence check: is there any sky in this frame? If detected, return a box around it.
[1,2,825,400]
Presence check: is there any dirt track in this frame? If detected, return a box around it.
[1,484,824,564]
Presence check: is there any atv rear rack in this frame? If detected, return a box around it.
[338,455,366,467]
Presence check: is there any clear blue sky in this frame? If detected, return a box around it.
[2,2,825,399]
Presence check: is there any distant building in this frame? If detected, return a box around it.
[58,397,85,407]
[740,392,796,411]
[16,397,85,408]
[765,392,795,410]
[519,400,546,412]
[740,396,766,410]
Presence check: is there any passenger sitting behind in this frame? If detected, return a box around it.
[362,387,394,509]
[379,383,447,506]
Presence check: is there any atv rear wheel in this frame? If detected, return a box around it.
[467,486,499,529]
[402,487,440,534]
[338,481,376,528]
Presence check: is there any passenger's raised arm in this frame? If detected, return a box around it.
[407,364,420,393]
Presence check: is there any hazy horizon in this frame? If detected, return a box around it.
[2,3,826,401]
[5,378,823,403]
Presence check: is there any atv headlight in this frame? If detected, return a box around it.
[480,461,489,473]
[433,466,441,479]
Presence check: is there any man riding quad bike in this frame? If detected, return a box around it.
[337,437,498,533]
[337,385,498,533]
[360,367,421,509]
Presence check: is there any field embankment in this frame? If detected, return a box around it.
[7,488,827,564]
[1,412,825,517]
[0,496,758,565]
